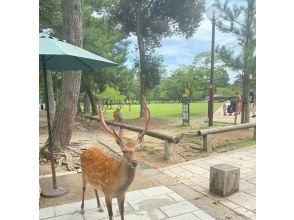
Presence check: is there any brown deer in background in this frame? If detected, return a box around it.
[113,104,124,123]
[78,98,151,220]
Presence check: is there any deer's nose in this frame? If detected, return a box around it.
[131,161,138,167]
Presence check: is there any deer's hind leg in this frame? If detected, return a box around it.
[94,189,104,212]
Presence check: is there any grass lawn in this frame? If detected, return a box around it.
[102,102,222,119]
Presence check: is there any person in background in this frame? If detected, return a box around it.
[227,98,236,115]
[249,90,256,117]
[223,101,227,115]
[236,92,242,115]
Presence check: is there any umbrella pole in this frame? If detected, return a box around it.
[40,55,68,198]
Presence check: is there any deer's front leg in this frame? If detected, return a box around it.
[105,196,113,220]
[117,195,125,220]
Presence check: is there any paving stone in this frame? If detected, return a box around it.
[125,189,145,202]
[220,199,241,210]
[39,206,55,219]
[189,175,209,185]
[239,181,256,197]
[197,179,209,189]
[162,170,177,178]
[226,191,256,211]
[179,179,195,186]
[169,166,193,178]
[168,184,203,200]
[54,201,81,216]
[148,208,168,219]
[140,185,172,197]
[239,167,254,174]
[85,198,106,207]
[166,212,201,220]
[248,178,256,185]
[192,184,207,193]
[197,162,213,170]
[54,198,114,217]
[180,164,199,173]
[240,173,253,181]
[193,210,215,220]
[167,192,185,202]
[82,208,110,220]
[46,213,84,220]
[188,166,209,176]
[159,200,199,217]
[152,173,179,186]
[234,207,256,219]
[128,194,174,211]
[113,210,152,220]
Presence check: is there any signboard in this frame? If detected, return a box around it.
[182,97,190,124]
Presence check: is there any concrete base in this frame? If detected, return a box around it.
[209,164,240,197]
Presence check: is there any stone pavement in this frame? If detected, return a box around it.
[40,186,215,220]
[161,146,256,219]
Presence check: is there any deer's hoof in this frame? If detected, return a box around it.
[98,207,104,213]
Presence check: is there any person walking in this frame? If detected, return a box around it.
[236,92,242,115]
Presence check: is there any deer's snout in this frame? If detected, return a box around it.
[131,161,138,168]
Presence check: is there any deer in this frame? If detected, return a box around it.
[78,98,151,220]
[113,104,124,123]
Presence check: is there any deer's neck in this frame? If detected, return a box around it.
[116,159,136,194]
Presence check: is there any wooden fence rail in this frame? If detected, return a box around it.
[76,114,184,159]
[197,122,256,153]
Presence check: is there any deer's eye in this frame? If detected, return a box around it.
[122,150,128,153]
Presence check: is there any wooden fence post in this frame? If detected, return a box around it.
[164,140,173,160]
[203,134,212,153]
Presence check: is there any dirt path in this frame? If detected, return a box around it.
[39,110,255,174]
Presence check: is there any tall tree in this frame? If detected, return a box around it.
[50,0,83,147]
[80,3,130,115]
[215,0,256,123]
[39,0,63,37]
[109,0,205,117]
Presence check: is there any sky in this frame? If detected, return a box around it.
[124,0,245,84]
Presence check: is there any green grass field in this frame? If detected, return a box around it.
[102,102,222,119]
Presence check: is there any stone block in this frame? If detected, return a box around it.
[209,164,240,197]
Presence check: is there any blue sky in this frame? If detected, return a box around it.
[125,0,245,84]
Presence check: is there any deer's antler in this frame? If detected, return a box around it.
[99,100,123,145]
[138,97,151,142]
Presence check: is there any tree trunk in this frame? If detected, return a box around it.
[241,34,251,124]
[135,3,147,118]
[46,71,56,124]
[85,85,98,116]
[50,0,83,147]
[83,92,91,113]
